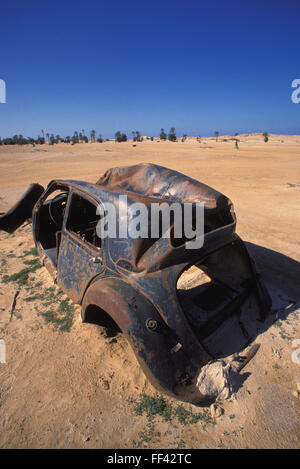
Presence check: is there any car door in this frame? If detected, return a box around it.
[56,189,105,304]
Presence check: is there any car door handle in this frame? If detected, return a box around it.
[90,256,102,264]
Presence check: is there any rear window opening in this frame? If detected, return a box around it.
[176,245,262,359]
[177,264,236,332]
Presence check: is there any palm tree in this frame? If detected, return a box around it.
[115,131,127,142]
[168,128,176,142]
[90,130,96,142]
[160,128,167,140]
[262,132,269,142]
[214,131,219,141]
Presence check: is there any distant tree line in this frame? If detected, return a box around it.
[0,129,107,146]
[0,129,271,145]
[0,135,45,146]
[0,127,179,145]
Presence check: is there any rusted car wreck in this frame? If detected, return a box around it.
[0,163,271,404]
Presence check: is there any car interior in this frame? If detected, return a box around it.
[66,193,101,250]
[37,188,101,266]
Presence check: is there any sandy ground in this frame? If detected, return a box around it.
[0,133,299,448]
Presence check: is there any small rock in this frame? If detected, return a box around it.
[102,380,110,390]
[292,382,300,398]
[196,360,232,401]
[210,403,223,418]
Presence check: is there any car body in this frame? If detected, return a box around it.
[0,163,271,404]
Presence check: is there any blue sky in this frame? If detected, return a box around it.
[0,0,299,138]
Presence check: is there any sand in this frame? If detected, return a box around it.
[0,133,299,448]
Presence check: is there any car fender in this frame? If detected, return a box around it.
[81,277,204,401]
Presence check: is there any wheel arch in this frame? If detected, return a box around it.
[80,276,201,401]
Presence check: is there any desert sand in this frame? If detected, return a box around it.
[0,133,299,448]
